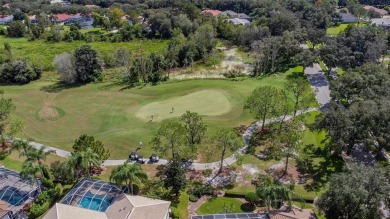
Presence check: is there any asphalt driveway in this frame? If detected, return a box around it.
[304,63,331,109]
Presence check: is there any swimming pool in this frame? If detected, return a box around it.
[77,191,112,212]
[0,186,28,206]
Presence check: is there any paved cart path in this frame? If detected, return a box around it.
[20,108,317,170]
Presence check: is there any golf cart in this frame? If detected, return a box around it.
[137,155,146,164]
[149,154,159,163]
[129,152,138,160]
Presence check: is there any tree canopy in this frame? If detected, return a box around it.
[316,163,390,219]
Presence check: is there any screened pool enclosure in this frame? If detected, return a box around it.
[60,178,123,212]
[0,167,39,212]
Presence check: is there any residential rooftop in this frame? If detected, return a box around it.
[44,178,170,219]
[363,5,388,16]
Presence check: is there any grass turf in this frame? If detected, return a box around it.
[196,197,244,214]
[326,24,349,35]
[0,36,169,70]
[0,151,66,172]
[2,67,304,160]
[136,90,232,122]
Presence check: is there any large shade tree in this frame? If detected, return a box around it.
[316,163,390,219]
[245,86,285,130]
[158,156,187,197]
[151,122,187,158]
[180,111,207,151]
[212,129,242,173]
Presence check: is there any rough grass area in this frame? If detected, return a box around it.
[136,90,232,122]
[0,151,66,172]
[196,197,243,214]
[0,36,169,70]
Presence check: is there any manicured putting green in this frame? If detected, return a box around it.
[135,90,231,122]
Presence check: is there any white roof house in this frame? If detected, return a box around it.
[371,16,390,29]
[225,18,250,25]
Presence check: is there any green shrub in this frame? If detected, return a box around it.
[189,194,198,202]
[41,177,54,189]
[27,201,50,219]
[170,207,179,219]
[202,169,212,177]
[0,27,7,35]
[245,192,259,204]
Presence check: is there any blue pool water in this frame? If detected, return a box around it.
[78,191,112,212]
[0,186,28,206]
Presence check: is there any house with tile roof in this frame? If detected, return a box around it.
[269,205,316,219]
[201,10,222,16]
[364,6,388,16]
[43,178,170,219]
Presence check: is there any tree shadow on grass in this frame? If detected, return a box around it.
[241,203,256,212]
[39,82,85,93]
[301,145,344,192]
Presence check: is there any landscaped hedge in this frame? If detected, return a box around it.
[27,184,63,219]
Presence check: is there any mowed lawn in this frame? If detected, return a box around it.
[326,24,349,35]
[196,197,244,214]
[2,67,304,160]
[0,36,169,70]
[326,23,366,35]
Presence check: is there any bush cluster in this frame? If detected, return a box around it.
[27,183,62,219]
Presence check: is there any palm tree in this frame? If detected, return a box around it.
[20,161,40,185]
[12,140,32,159]
[255,175,293,212]
[73,148,100,177]
[110,163,148,195]
[59,156,78,183]
[27,146,55,165]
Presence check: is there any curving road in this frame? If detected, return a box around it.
[23,108,317,170]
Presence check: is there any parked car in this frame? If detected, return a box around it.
[129,152,138,160]
[137,155,146,164]
[149,154,159,162]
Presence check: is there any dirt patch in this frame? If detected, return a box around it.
[242,164,261,175]
[170,47,252,80]
[36,94,64,122]
[269,164,303,184]
[38,105,59,120]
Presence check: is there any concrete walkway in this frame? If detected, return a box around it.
[23,108,317,170]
